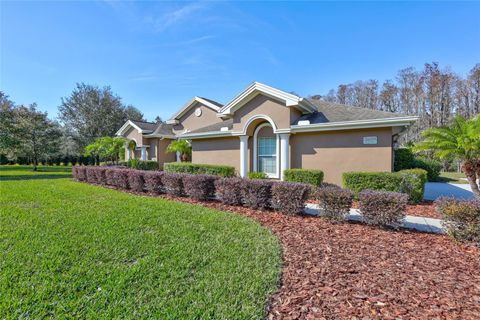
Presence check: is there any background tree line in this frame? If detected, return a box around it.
[312,62,480,143]
[0,83,148,169]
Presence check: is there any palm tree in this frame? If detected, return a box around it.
[416,115,480,197]
[166,139,192,162]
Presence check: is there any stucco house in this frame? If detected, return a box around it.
[116,82,417,185]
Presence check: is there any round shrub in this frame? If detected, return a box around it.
[241,179,273,210]
[182,174,218,200]
[144,171,164,194]
[317,186,354,222]
[162,172,185,196]
[271,182,310,215]
[128,170,146,192]
[358,190,408,229]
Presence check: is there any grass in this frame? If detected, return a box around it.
[0,166,282,319]
[438,171,469,184]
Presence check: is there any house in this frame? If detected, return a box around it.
[116,82,417,185]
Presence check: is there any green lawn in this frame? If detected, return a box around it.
[0,166,281,319]
[438,171,469,184]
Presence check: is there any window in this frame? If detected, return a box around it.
[258,137,276,175]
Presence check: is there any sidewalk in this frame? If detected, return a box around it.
[304,203,445,234]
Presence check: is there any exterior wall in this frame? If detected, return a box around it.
[290,127,393,185]
[173,102,222,134]
[232,94,302,133]
[158,138,176,168]
[191,137,240,173]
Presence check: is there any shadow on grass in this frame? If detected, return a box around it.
[0,166,72,172]
[0,174,72,181]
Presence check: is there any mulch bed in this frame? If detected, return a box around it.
[86,184,480,319]
[159,195,480,319]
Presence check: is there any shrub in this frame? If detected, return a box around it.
[214,178,244,206]
[247,172,268,179]
[343,172,404,194]
[435,197,480,245]
[162,172,185,196]
[412,158,442,182]
[241,179,273,210]
[113,169,129,190]
[105,168,116,186]
[316,186,354,221]
[94,167,107,185]
[399,169,427,203]
[319,182,342,189]
[127,159,159,171]
[86,167,98,184]
[393,148,441,181]
[144,171,164,194]
[164,162,235,177]
[183,174,218,200]
[284,169,324,187]
[358,190,408,228]
[128,170,145,192]
[271,182,310,215]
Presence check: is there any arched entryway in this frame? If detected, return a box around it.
[253,123,279,178]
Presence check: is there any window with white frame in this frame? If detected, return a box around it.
[258,137,277,175]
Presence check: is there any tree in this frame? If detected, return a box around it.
[14,104,62,171]
[84,136,125,165]
[415,116,480,197]
[166,140,191,162]
[58,83,144,150]
[0,92,19,153]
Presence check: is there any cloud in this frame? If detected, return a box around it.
[145,2,206,33]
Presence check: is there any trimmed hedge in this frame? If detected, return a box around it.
[163,172,185,196]
[94,167,107,185]
[342,171,426,204]
[316,186,354,222]
[241,179,273,210]
[358,190,408,229]
[271,182,310,215]
[128,170,145,192]
[127,159,159,171]
[144,171,164,193]
[164,162,235,177]
[113,169,129,190]
[183,174,218,200]
[105,168,116,186]
[394,148,441,181]
[214,178,244,206]
[247,172,268,179]
[284,169,324,187]
[435,197,480,245]
[399,169,427,203]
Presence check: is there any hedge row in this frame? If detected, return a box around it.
[127,159,159,171]
[394,148,442,181]
[164,162,235,177]
[72,166,310,215]
[284,169,324,187]
[342,169,428,204]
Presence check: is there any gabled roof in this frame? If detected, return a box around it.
[166,96,223,124]
[143,122,175,138]
[115,120,158,136]
[218,82,317,118]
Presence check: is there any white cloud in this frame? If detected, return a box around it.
[145,2,206,33]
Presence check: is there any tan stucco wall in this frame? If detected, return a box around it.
[232,94,302,133]
[158,138,176,168]
[173,102,222,134]
[290,127,393,185]
[191,137,240,173]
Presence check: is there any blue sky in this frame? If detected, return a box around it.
[1,1,479,122]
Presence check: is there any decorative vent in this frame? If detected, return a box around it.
[220,127,229,132]
[297,120,310,126]
[363,136,378,145]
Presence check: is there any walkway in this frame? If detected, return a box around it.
[305,203,445,234]
[424,182,474,201]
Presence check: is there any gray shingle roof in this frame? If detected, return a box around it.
[187,119,233,134]
[298,100,406,124]
[151,122,174,136]
[131,120,158,132]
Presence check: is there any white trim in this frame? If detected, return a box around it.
[218,82,316,117]
[115,120,145,136]
[291,116,418,133]
[180,131,232,139]
[167,96,222,123]
[279,133,290,181]
[253,123,279,179]
[239,135,249,178]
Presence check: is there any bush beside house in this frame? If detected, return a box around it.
[394,148,441,181]
[284,169,324,187]
[164,162,235,177]
[358,190,409,229]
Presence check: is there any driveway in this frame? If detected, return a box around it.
[424,182,475,201]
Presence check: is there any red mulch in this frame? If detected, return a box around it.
[89,184,480,319]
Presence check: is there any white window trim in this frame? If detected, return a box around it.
[253,122,280,179]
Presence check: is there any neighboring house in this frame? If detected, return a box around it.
[116,82,417,184]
